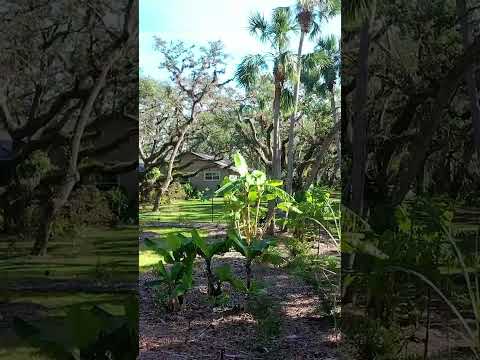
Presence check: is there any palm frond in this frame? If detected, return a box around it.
[309,20,321,41]
[321,0,341,18]
[270,6,297,51]
[280,87,295,114]
[235,54,267,90]
[248,12,269,43]
[344,0,373,24]
[278,51,298,83]
[317,34,338,53]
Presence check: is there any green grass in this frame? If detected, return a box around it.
[139,198,226,224]
[0,227,138,282]
[139,198,225,271]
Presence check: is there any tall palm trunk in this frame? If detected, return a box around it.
[266,83,283,234]
[457,0,480,157]
[329,84,340,176]
[272,83,282,180]
[286,31,306,194]
[351,19,369,216]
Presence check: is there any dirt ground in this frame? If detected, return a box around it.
[139,249,339,360]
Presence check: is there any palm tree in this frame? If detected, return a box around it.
[236,7,297,180]
[285,0,340,194]
[302,35,340,183]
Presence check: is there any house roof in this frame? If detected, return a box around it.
[137,152,239,173]
[188,151,238,173]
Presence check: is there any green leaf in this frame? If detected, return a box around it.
[215,179,238,195]
[248,190,258,202]
[250,239,275,257]
[233,152,248,176]
[215,265,248,292]
[191,229,209,257]
[228,229,249,257]
[266,179,283,187]
[251,170,267,185]
[277,201,291,212]
[170,262,185,281]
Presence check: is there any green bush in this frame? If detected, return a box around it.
[159,182,186,205]
[183,182,205,200]
[52,185,115,239]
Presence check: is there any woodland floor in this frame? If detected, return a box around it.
[139,199,340,360]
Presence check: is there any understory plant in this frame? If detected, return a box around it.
[145,233,196,312]
[290,185,341,252]
[191,229,231,296]
[215,152,300,289]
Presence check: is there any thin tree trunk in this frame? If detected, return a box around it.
[31,176,77,256]
[152,124,190,212]
[31,206,54,256]
[351,19,370,216]
[30,48,123,255]
[457,0,480,157]
[286,31,305,194]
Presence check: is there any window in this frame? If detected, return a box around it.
[204,171,220,181]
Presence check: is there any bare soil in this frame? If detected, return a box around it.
[139,249,339,360]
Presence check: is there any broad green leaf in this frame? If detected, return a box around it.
[228,229,249,257]
[266,179,283,187]
[215,265,248,292]
[170,262,185,280]
[191,229,209,257]
[251,170,266,185]
[215,179,238,195]
[233,152,248,176]
[248,190,258,202]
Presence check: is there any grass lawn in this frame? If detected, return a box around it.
[0,227,138,282]
[0,227,138,359]
[139,198,225,224]
[139,199,223,271]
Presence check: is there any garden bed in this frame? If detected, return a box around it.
[139,247,339,360]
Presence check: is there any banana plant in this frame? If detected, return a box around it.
[227,228,276,289]
[191,229,231,296]
[215,152,301,289]
[214,263,266,296]
[145,233,196,312]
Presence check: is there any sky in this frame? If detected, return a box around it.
[140,0,341,81]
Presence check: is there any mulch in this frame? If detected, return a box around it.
[138,248,339,360]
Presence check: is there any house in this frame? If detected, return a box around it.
[138,152,238,193]
[178,152,239,192]
[82,114,138,203]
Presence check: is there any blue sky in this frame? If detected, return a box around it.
[140,0,340,81]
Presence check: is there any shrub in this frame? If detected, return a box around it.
[52,185,115,239]
[159,181,186,205]
[105,187,131,223]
